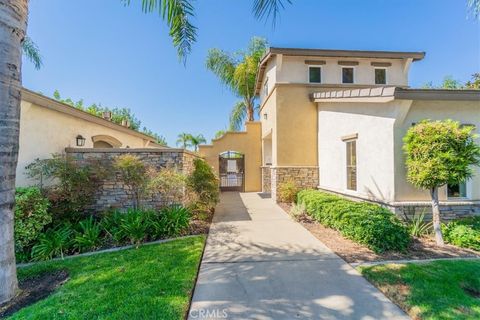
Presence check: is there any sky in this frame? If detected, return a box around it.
[23,0,480,146]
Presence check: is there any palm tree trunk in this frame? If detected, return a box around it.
[0,0,29,304]
[430,187,444,246]
[246,100,254,122]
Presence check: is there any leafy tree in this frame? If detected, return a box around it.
[189,134,206,152]
[206,37,268,130]
[21,36,42,70]
[114,154,149,210]
[214,129,226,139]
[422,75,464,89]
[176,132,192,149]
[465,73,480,89]
[403,120,480,245]
[141,127,168,146]
[1,0,289,305]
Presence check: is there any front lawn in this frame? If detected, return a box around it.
[360,259,480,320]
[6,236,205,319]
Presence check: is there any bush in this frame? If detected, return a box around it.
[73,216,102,252]
[290,202,306,221]
[187,159,219,210]
[407,212,432,237]
[297,190,411,253]
[14,187,52,256]
[31,224,73,261]
[442,217,480,251]
[114,154,149,209]
[277,179,299,203]
[153,205,191,237]
[148,168,186,206]
[118,209,151,245]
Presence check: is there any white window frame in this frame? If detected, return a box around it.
[345,138,357,191]
[447,180,472,200]
[308,66,322,84]
[341,67,355,84]
[263,77,269,97]
[374,67,387,85]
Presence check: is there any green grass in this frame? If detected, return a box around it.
[360,259,480,320]
[9,236,205,320]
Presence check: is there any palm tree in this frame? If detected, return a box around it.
[176,132,192,149]
[206,37,268,131]
[22,36,42,69]
[0,0,290,305]
[214,129,226,139]
[190,134,207,152]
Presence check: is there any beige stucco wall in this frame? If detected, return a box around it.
[198,122,262,192]
[17,100,152,186]
[317,101,397,202]
[275,85,318,166]
[276,56,409,86]
[394,99,480,202]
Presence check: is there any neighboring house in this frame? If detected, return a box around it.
[17,88,164,186]
[201,47,480,218]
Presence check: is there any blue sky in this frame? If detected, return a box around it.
[23,0,479,146]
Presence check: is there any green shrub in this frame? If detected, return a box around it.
[277,179,299,203]
[187,159,219,210]
[297,190,411,253]
[153,205,191,237]
[407,212,432,237]
[442,217,480,251]
[119,209,151,245]
[148,168,187,206]
[31,225,73,261]
[73,216,103,252]
[290,202,306,221]
[14,187,52,257]
[114,154,149,210]
[100,210,126,245]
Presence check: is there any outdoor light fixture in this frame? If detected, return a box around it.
[263,113,268,120]
[76,135,86,147]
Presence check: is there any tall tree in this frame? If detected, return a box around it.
[468,0,480,18]
[176,132,192,149]
[190,134,206,152]
[206,37,268,131]
[1,0,289,304]
[403,120,480,245]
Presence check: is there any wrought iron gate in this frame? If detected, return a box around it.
[219,151,245,192]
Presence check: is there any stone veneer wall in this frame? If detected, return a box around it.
[271,166,319,202]
[65,148,199,213]
[261,166,271,193]
[392,203,480,221]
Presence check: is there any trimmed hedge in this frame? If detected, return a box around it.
[297,190,410,253]
[442,217,480,251]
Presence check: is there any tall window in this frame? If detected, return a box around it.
[263,77,269,96]
[447,182,467,198]
[375,68,386,84]
[342,67,354,84]
[346,140,357,190]
[309,67,321,83]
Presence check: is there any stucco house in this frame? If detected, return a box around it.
[200,47,480,218]
[17,88,164,186]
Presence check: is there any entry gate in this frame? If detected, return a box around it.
[219,151,245,192]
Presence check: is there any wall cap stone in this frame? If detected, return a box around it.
[65,147,200,157]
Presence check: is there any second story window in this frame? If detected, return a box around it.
[375,68,387,84]
[309,67,321,83]
[263,78,269,96]
[342,67,354,84]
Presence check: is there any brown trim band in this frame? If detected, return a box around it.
[305,60,326,65]
[341,133,358,141]
[371,62,392,67]
[338,61,359,66]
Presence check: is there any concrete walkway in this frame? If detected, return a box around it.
[189,193,408,320]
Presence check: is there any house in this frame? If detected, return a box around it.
[200,47,480,218]
[17,88,164,186]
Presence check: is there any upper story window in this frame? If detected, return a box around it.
[309,66,321,83]
[375,68,387,84]
[342,67,354,84]
[263,77,269,96]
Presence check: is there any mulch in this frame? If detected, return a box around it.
[0,270,69,318]
[278,203,480,264]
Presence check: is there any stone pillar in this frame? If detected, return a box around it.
[270,166,319,202]
[261,166,271,193]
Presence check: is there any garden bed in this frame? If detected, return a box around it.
[1,236,205,319]
[280,203,480,264]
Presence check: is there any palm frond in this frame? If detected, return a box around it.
[124,0,197,63]
[252,0,292,26]
[467,0,480,18]
[22,36,42,70]
[205,48,237,92]
[229,101,247,131]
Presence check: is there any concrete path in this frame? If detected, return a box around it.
[189,193,408,320]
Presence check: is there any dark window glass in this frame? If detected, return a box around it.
[309,67,321,83]
[346,140,357,190]
[342,68,354,84]
[447,183,467,198]
[375,68,386,84]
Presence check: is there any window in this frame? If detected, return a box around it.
[346,140,357,190]
[263,78,269,96]
[375,68,386,84]
[342,67,354,84]
[447,182,467,198]
[309,67,321,83]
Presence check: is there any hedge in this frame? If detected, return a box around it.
[297,190,410,253]
[442,217,480,251]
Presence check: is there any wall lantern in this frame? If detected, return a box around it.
[263,113,268,120]
[76,135,86,147]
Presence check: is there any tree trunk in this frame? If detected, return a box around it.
[0,0,28,304]
[430,187,444,246]
[246,100,254,122]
